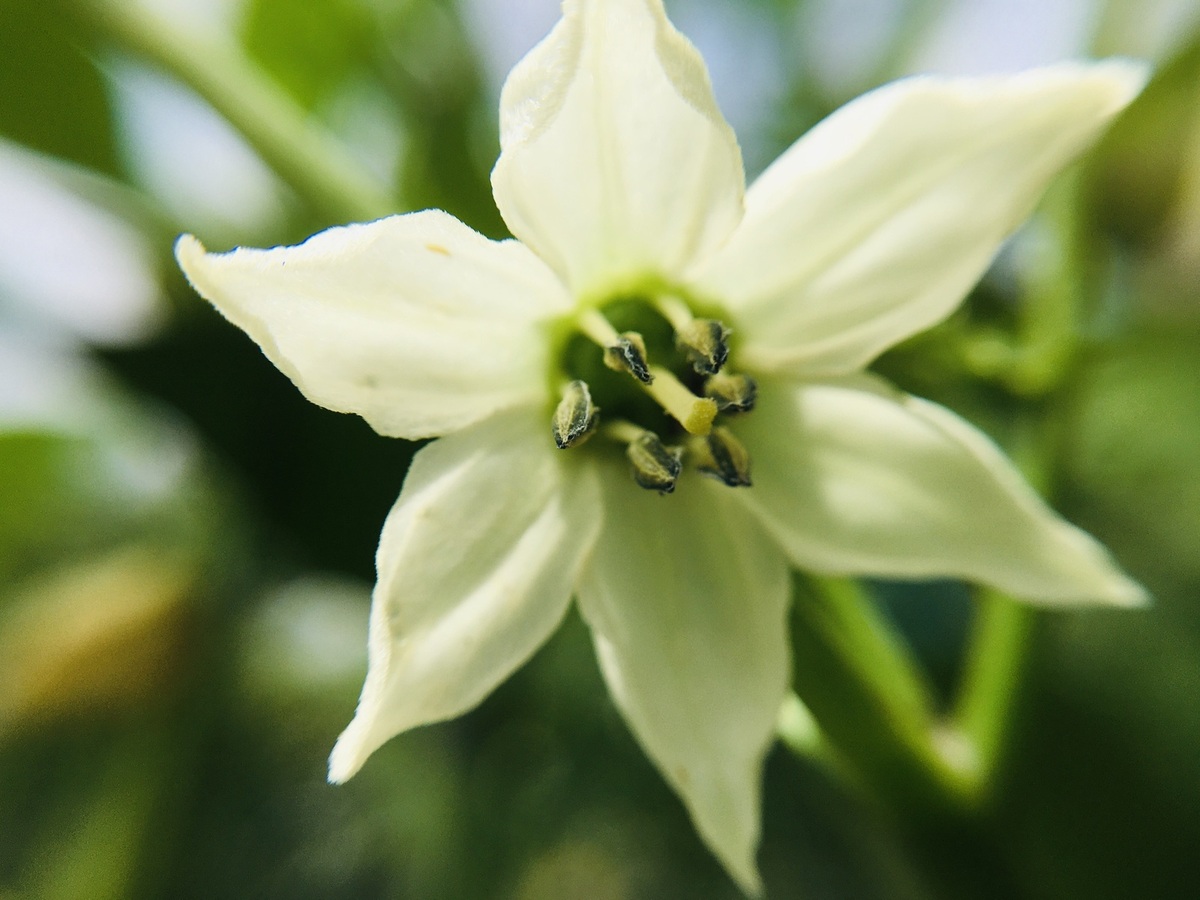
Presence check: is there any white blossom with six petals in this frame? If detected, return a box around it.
[176,0,1147,892]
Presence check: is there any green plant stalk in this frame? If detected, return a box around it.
[62,0,394,224]
[1010,174,1087,397]
[952,590,1036,791]
[787,575,977,820]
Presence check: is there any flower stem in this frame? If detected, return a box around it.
[951,589,1036,793]
[786,575,976,819]
[60,0,394,224]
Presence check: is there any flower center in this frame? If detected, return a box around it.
[550,293,756,494]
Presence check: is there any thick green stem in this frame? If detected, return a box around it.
[952,590,1036,795]
[787,575,976,820]
[62,0,394,224]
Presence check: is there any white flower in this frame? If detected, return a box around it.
[175,0,1147,892]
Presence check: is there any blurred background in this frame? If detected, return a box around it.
[2,0,1200,897]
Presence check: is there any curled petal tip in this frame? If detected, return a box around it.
[174,233,206,266]
[1091,57,1153,101]
[1107,577,1151,610]
[327,724,368,785]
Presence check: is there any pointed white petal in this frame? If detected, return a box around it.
[491,0,745,295]
[328,409,601,782]
[737,376,1146,606]
[692,61,1148,376]
[576,470,790,894]
[176,211,570,439]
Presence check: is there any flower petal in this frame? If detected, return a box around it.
[176,210,570,439]
[576,468,790,894]
[491,0,745,296]
[692,61,1148,376]
[328,409,601,782]
[736,376,1146,606]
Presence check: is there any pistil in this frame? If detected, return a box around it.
[644,366,717,435]
[575,306,716,434]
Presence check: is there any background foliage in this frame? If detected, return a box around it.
[2,0,1200,897]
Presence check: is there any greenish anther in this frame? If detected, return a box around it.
[704,372,758,413]
[626,430,684,493]
[552,380,599,449]
[695,426,752,487]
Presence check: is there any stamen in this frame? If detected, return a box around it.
[654,295,730,375]
[704,372,758,413]
[552,380,599,449]
[693,426,752,487]
[577,309,653,383]
[654,294,695,332]
[602,420,647,445]
[677,320,730,375]
[644,366,717,436]
[604,333,653,384]
[603,421,683,493]
[627,432,683,494]
[578,308,622,345]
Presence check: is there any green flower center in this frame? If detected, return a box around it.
[549,293,757,493]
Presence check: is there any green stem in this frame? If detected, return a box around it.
[1009,174,1087,396]
[62,0,394,224]
[952,590,1036,795]
[787,575,976,820]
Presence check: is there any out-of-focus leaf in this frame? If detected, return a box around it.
[241,0,380,110]
[0,419,206,588]
[235,573,369,733]
[0,433,89,580]
[1082,33,1200,247]
[1065,330,1200,595]
[13,731,175,900]
[995,604,1200,900]
[0,431,158,586]
[0,0,120,175]
[0,545,194,735]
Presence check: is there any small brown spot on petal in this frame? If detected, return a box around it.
[425,243,451,256]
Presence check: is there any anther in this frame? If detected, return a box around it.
[552,380,599,449]
[676,319,730,375]
[577,309,654,384]
[654,294,730,375]
[603,332,654,384]
[626,431,683,494]
[644,366,717,436]
[694,426,752,487]
[704,372,757,413]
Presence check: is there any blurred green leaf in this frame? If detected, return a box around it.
[0,432,134,585]
[1065,330,1200,595]
[0,0,120,174]
[241,0,379,110]
[1082,33,1200,248]
[0,545,195,735]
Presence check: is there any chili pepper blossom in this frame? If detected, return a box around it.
[175,0,1147,892]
